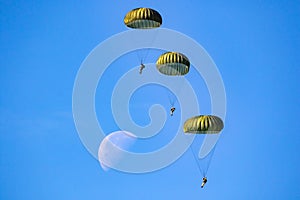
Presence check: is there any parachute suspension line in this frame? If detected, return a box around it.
[135,48,150,66]
[183,135,203,177]
[202,146,217,177]
[142,48,150,64]
[167,92,175,107]
[184,136,218,178]
[136,29,159,65]
[136,49,150,68]
[136,49,143,64]
[167,82,184,107]
[189,142,205,177]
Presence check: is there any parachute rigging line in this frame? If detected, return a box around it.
[202,145,216,177]
[189,142,205,177]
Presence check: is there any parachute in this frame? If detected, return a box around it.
[183,115,224,180]
[183,115,224,134]
[124,8,162,69]
[124,8,162,29]
[156,52,190,76]
[155,52,190,109]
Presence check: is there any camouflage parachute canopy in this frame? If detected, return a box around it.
[156,52,190,76]
[183,115,224,134]
[124,8,162,29]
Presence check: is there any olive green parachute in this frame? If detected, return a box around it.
[183,115,224,134]
[124,8,162,29]
[156,52,190,76]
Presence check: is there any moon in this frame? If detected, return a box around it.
[98,131,137,171]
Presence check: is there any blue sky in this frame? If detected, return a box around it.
[1,0,299,199]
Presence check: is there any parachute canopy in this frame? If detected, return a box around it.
[124,8,162,29]
[183,115,224,134]
[156,52,190,76]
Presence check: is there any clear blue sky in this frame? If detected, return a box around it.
[1,0,299,199]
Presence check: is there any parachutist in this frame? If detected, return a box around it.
[139,63,145,74]
[170,107,175,116]
[201,177,207,188]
